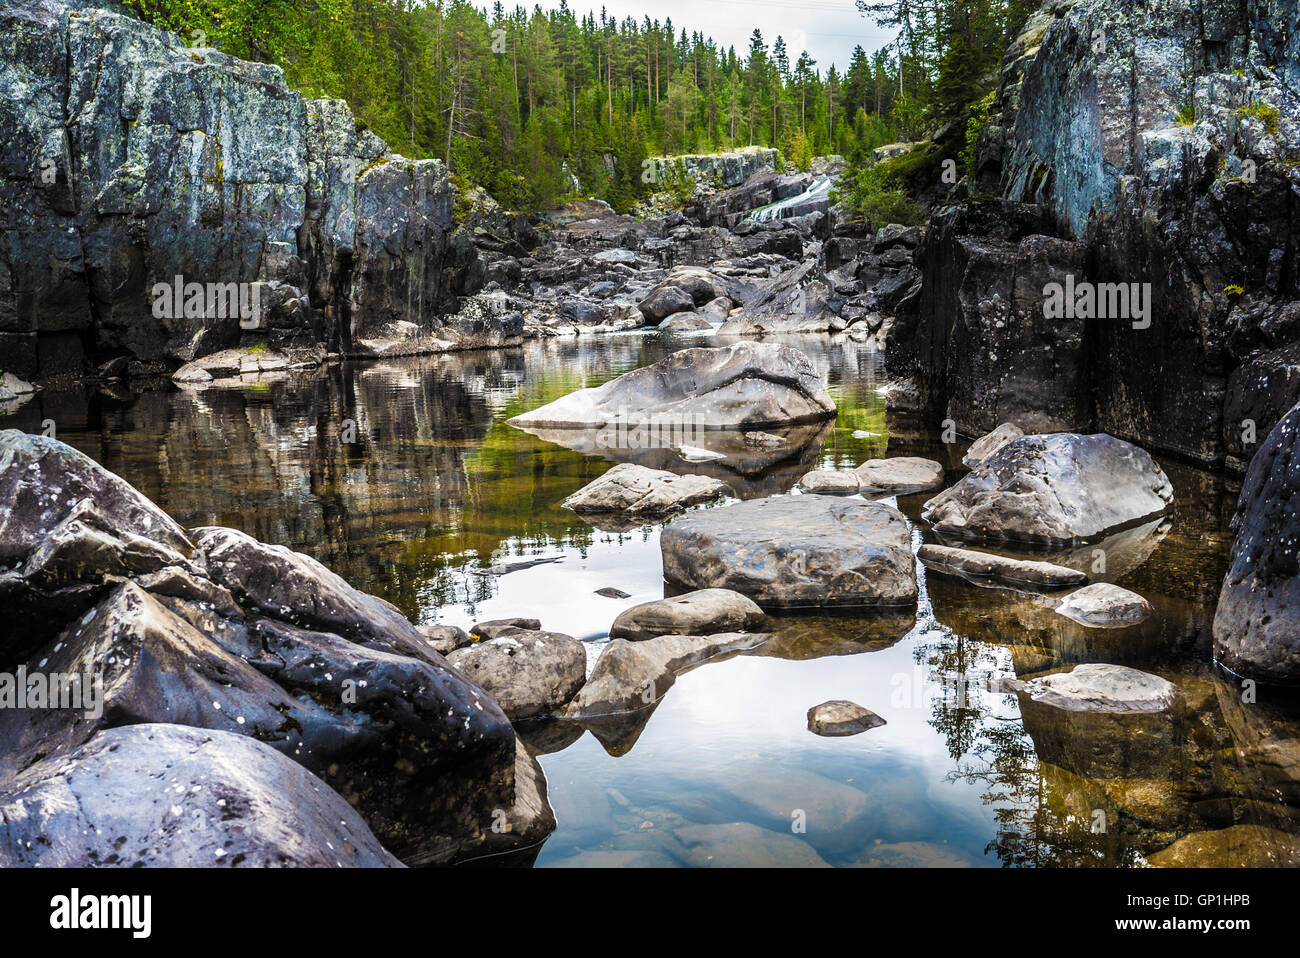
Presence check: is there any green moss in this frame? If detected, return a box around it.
[1239,102,1281,136]
[1175,103,1196,127]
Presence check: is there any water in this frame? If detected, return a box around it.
[9,331,1300,867]
[748,175,832,222]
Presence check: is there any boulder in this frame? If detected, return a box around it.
[797,469,861,496]
[918,543,1088,589]
[855,456,945,495]
[807,700,886,737]
[660,495,918,608]
[566,632,768,717]
[922,433,1173,544]
[562,463,729,522]
[610,588,766,641]
[1018,664,1177,713]
[418,624,472,655]
[0,724,401,867]
[1055,583,1153,628]
[963,422,1024,467]
[658,312,713,332]
[447,629,587,720]
[1214,402,1300,684]
[509,343,835,430]
[637,285,695,322]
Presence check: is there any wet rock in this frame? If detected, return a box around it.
[595,587,632,599]
[797,469,861,495]
[566,632,767,717]
[0,724,402,867]
[922,433,1173,544]
[470,618,542,641]
[610,588,766,641]
[807,700,886,736]
[0,430,198,660]
[673,822,830,868]
[1146,825,1300,868]
[508,342,836,430]
[447,629,586,720]
[418,624,472,655]
[855,456,945,495]
[662,494,917,608]
[1214,401,1300,684]
[1055,583,1153,629]
[562,463,729,522]
[963,422,1024,467]
[918,544,1088,589]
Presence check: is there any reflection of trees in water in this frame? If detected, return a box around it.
[914,629,1137,867]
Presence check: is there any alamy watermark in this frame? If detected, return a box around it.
[151,275,262,329]
[1043,274,1152,329]
[0,667,103,719]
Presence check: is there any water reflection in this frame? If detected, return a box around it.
[7,330,1298,867]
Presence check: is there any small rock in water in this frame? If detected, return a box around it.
[610,588,766,641]
[1055,582,1154,628]
[595,587,631,599]
[1018,663,1177,713]
[470,618,542,641]
[918,544,1088,589]
[797,469,861,496]
[678,444,726,463]
[476,555,564,576]
[856,456,945,495]
[418,624,472,655]
[807,700,886,737]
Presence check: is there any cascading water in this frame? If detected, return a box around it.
[747,174,832,222]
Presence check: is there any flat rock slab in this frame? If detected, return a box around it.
[855,456,945,494]
[807,700,886,736]
[918,543,1088,589]
[610,588,766,641]
[1055,582,1153,628]
[563,463,729,521]
[471,617,542,640]
[447,629,587,720]
[508,342,836,429]
[661,494,918,608]
[797,469,862,495]
[1019,663,1177,713]
[923,433,1173,544]
[1147,825,1300,867]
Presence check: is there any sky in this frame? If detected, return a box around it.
[528,0,898,74]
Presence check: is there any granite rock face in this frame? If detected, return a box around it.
[0,0,484,378]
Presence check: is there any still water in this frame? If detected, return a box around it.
[10,331,1300,867]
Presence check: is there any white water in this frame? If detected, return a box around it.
[747,174,832,222]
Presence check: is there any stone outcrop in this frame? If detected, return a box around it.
[0,0,487,378]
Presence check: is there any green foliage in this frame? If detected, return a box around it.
[1240,102,1281,135]
[961,90,996,177]
[1176,103,1197,127]
[833,151,925,227]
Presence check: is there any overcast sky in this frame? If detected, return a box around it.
[528,0,898,74]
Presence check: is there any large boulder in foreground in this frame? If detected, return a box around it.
[1214,402,1300,684]
[0,724,401,867]
[922,433,1172,544]
[661,495,917,608]
[507,342,835,430]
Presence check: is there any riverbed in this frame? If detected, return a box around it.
[11,330,1299,867]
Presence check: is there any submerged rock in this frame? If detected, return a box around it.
[562,463,729,522]
[610,588,766,641]
[673,822,830,868]
[0,724,402,868]
[1213,401,1300,684]
[918,543,1088,589]
[1055,583,1153,629]
[447,629,586,720]
[922,433,1173,544]
[508,342,836,430]
[807,700,886,737]
[1146,825,1300,868]
[661,495,917,608]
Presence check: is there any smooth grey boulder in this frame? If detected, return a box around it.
[637,285,695,322]
[658,312,712,332]
[447,629,587,720]
[797,469,861,495]
[470,617,542,640]
[855,456,945,495]
[661,494,918,608]
[1055,583,1153,628]
[566,632,767,717]
[418,624,472,655]
[963,422,1024,467]
[1214,402,1300,684]
[807,700,886,736]
[918,543,1088,589]
[508,342,836,430]
[922,433,1173,544]
[1018,664,1177,712]
[610,588,766,641]
[563,462,729,521]
[0,724,402,867]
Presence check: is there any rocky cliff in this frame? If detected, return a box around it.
[0,0,484,380]
[892,0,1299,472]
